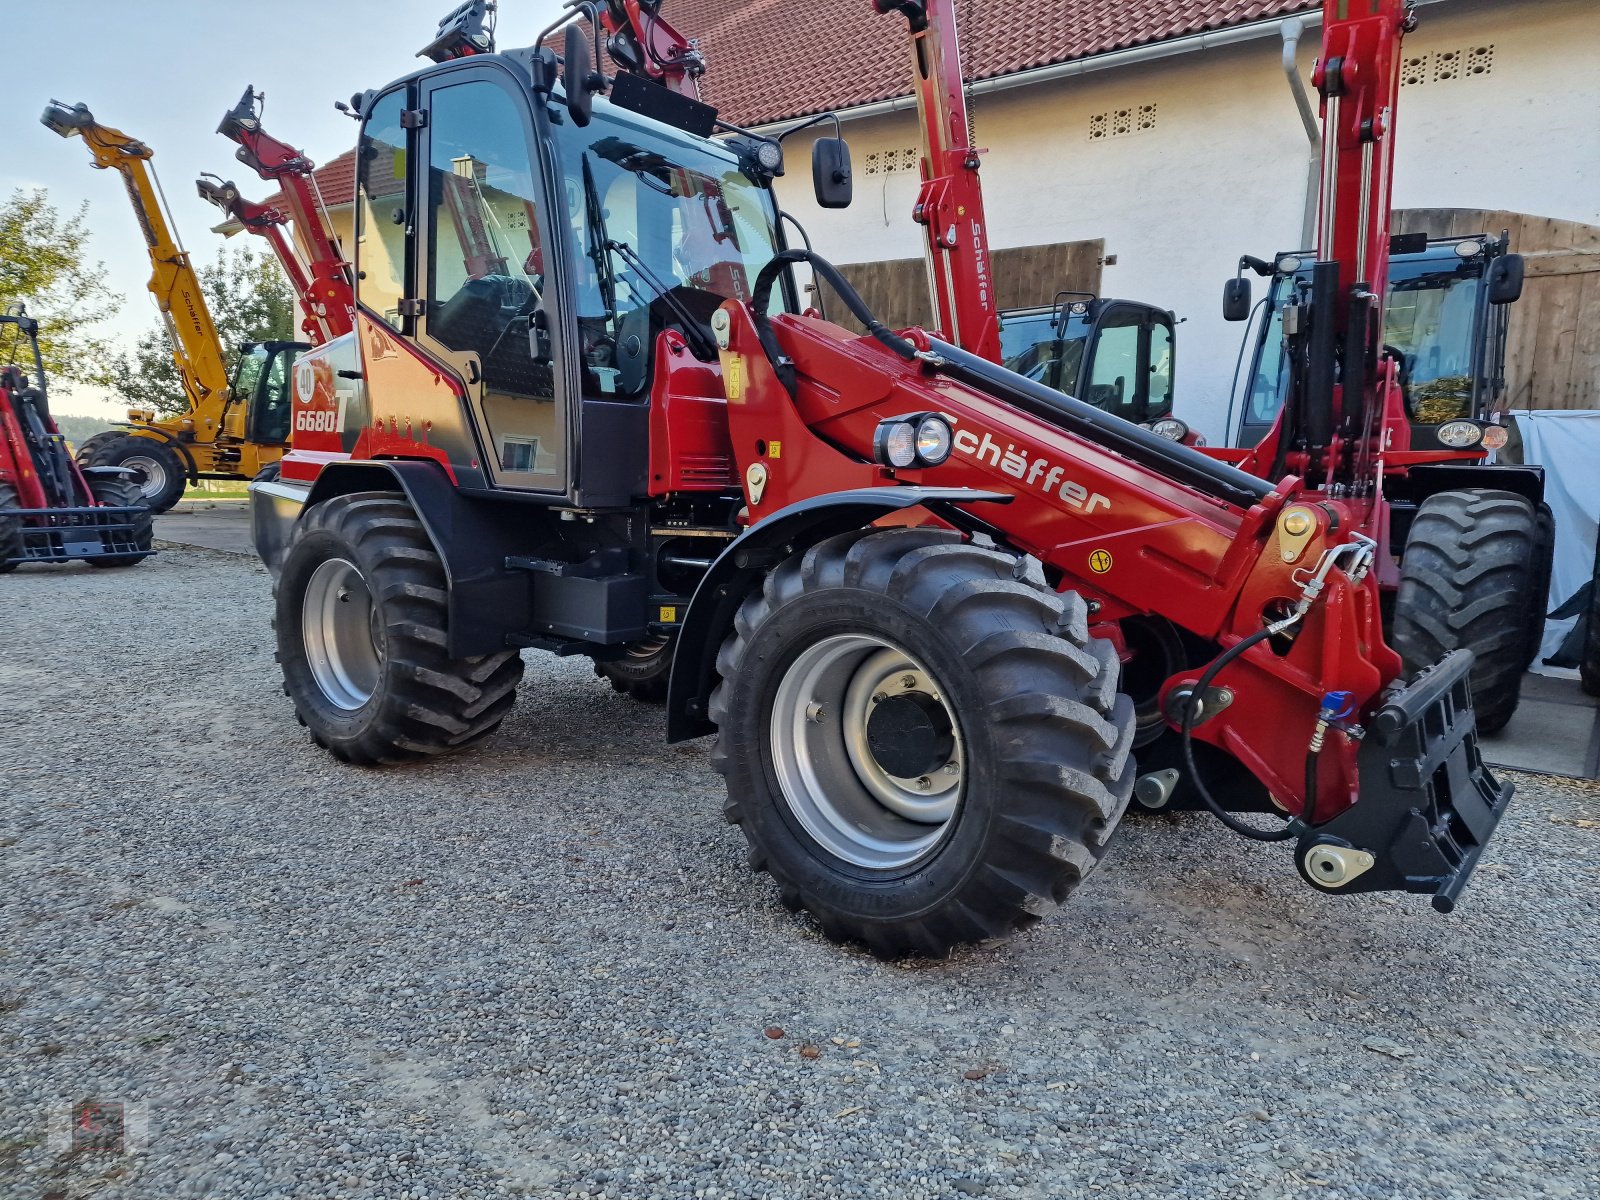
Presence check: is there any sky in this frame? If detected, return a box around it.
[2,0,566,415]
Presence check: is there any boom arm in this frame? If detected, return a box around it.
[41,100,234,417]
[195,176,324,343]
[217,88,356,342]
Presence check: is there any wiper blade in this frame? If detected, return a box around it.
[580,155,618,320]
[605,239,719,361]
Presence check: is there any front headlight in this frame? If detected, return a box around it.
[1436,419,1484,449]
[875,413,954,469]
[915,415,953,465]
[1151,418,1189,442]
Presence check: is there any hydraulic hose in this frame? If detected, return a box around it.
[1179,627,1306,843]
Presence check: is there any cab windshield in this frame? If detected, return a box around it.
[551,103,782,397]
[1244,255,1486,428]
[998,308,1092,392]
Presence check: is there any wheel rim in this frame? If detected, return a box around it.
[769,634,964,870]
[120,454,170,501]
[302,557,382,710]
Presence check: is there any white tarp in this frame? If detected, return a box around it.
[1511,409,1600,670]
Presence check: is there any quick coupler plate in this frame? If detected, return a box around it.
[1294,650,1511,911]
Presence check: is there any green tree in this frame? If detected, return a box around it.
[0,187,118,392]
[112,243,297,418]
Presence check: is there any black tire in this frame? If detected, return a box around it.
[1581,530,1600,697]
[594,636,673,703]
[0,481,23,573]
[1393,489,1538,734]
[253,462,282,485]
[72,430,122,465]
[1524,503,1555,671]
[274,491,523,765]
[83,475,154,569]
[711,528,1136,958]
[79,432,186,513]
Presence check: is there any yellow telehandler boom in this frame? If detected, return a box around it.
[42,100,306,511]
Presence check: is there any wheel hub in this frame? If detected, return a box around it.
[302,557,382,710]
[865,692,955,779]
[120,453,169,501]
[769,635,964,870]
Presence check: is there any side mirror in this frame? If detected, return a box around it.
[529,306,553,365]
[812,137,853,209]
[1487,253,1524,305]
[564,25,594,128]
[1223,277,1252,322]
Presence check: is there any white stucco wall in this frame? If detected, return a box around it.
[772,0,1600,440]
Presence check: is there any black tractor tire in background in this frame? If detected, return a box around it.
[1582,529,1600,697]
[1392,489,1539,734]
[594,636,673,703]
[0,481,23,573]
[711,528,1136,959]
[274,491,523,765]
[79,432,187,513]
[253,462,282,485]
[1524,502,1555,671]
[83,475,154,569]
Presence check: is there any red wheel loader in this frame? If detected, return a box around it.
[0,306,153,570]
[251,0,1509,956]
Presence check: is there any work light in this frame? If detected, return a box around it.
[1436,419,1485,448]
[874,413,954,469]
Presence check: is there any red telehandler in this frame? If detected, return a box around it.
[250,0,1508,957]
[0,306,153,570]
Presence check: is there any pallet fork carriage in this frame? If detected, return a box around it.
[254,0,1509,955]
[0,307,153,570]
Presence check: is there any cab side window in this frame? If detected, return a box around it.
[357,91,409,329]
[424,79,551,405]
[1148,322,1174,419]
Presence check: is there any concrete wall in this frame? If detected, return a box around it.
[772,0,1600,439]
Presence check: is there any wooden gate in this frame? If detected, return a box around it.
[817,239,1106,336]
[1393,208,1600,411]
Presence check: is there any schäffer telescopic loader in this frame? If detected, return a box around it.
[250,0,1510,957]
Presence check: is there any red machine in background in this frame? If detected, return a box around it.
[250,0,1510,957]
[195,176,324,343]
[216,87,356,346]
[0,307,153,570]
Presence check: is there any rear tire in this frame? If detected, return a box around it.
[0,481,23,573]
[594,636,673,703]
[79,433,186,513]
[274,491,524,764]
[83,476,154,569]
[1392,489,1538,734]
[253,462,282,485]
[1581,531,1600,697]
[711,528,1136,958]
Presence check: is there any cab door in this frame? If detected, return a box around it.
[1078,303,1176,423]
[414,67,570,494]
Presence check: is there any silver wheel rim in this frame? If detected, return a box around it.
[302,557,382,710]
[121,454,169,501]
[769,634,964,870]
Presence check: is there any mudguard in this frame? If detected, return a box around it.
[665,486,1010,742]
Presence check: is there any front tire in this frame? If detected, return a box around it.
[275,491,524,764]
[1392,489,1538,733]
[83,476,154,569]
[712,529,1136,958]
[79,433,187,513]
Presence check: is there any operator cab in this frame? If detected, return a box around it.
[1231,234,1523,449]
[345,43,804,507]
[231,341,308,445]
[998,292,1177,425]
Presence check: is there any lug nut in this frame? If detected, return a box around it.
[901,675,917,690]
[872,692,888,705]
[916,776,933,792]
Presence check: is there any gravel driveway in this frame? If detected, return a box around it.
[3,547,1597,1200]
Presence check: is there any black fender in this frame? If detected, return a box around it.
[302,460,547,658]
[665,486,1011,743]
[1402,462,1544,508]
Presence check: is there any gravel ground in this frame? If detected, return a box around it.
[2,546,1597,1200]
